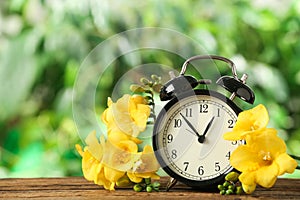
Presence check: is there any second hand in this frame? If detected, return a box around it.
[180,113,201,138]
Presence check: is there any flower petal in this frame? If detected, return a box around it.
[85,131,103,161]
[108,129,143,144]
[80,150,102,181]
[246,128,286,158]
[236,104,268,129]
[95,166,114,190]
[251,104,269,129]
[127,172,143,183]
[127,145,160,183]
[102,139,140,171]
[131,95,147,105]
[129,172,160,181]
[275,153,298,175]
[101,98,114,126]
[131,104,151,132]
[223,104,269,140]
[104,166,125,183]
[230,146,260,172]
[233,111,256,132]
[255,162,279,188]
[242,183,257,194]
[108,130,129,143]
[138,145,160,172]
[75,144,84,157]
[239,171,257,194]
[239,171,256,186]
[223,129,256,141]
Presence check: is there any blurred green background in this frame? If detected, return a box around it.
[0,0,300,178]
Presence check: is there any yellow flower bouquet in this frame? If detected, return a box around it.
[222,104,299,194]
[76,76,162,191]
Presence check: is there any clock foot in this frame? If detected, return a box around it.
[166,177,177,191]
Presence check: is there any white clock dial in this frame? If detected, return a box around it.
[153,90,243,187]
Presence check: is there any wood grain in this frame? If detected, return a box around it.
[0,177,299,199]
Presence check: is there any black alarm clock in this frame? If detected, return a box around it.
[152,55,255,190]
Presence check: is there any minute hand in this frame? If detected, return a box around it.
[198,116,215,143]
[180,113,201,138]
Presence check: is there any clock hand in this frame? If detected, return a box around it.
[198,116,215,143]
[179,113,201,138]
[186,128,197,136]
[202,116,215,137]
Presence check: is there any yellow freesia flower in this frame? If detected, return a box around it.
[75,145,101,182]
[75,131,103,181]
[76,94,160,191]
[229,128,297,194]
[76,131,138,190]
[223,104,269,140]
[102,94,151,138]
[76,131,112,189]
[127,145,160,183]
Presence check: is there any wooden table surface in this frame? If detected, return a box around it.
[0,177,299,200]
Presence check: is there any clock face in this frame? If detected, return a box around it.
[153,90,242,187]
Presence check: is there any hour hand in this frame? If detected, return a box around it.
[180,113,201,138]
[198,116,215,143]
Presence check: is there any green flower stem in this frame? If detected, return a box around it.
[145,178,151,185]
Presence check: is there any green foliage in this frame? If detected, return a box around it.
[0,0,299,177]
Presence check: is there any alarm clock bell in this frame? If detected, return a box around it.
[160,55,255,105]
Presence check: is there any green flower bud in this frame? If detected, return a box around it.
[130,84,146,93]
[223,181,230,188]
[133,184,143,192]
[217,184,224,191]
[116,175,132,187]
[220,190,226,195]
[151,74,161,82]
[152,181,160,188]
[225,171,240,182]
[225,189,234,195]
[140,78,150,85]
[146,185,152,193]
[236,186,243,195]
[228,185,235,190]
